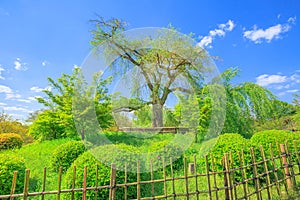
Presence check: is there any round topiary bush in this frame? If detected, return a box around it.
[250,130,300,155]
[201,133,259,184]
[0,133,23,150]
[62,144,162,199]
[147,140,185,173]
[209,133,249,171]
[50,140,86,172]
[0,154,26,195]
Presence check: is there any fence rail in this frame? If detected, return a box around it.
[1,141,300,200]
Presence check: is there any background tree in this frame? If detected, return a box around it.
[174,67,278,141]
[0,112,31,143]
[30,67,113,141]
[292,93,300,130]
[91,17,212,128]
[254,100,297,132]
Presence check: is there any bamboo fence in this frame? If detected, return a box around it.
[1,141,300,200]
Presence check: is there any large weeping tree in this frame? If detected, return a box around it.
[90,17,212,127]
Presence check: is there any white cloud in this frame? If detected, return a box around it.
[30,86,51,93]
[0,85,12,93]
[5,93,21,99]
[243,17,296,43]
[198,36,213,48]
[16,99,32,103]
[258,70,300,97]
[277,14,281,19]
[14,58,28,71]
[209,29,225,37]
[286,89,298,93]
[0,102,7,106]
[0,64,5,80]
[278,89,299,96]
[3,106,32,113]
[256,74,287,86]
[198,20,235,48]
[274,84,290,90]
[288,16,296,24]
[42,60,49,67]
[0,84,22,99]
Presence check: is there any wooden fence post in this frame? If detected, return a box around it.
[57,166,62,200]
[109,164,117,200]
[10,171,18,200]
[82,166,87,200]
[250,147,262,200]
[23,169,30,200]
[137,160,141,200]
[222,156,230,200]
[280,144,292,189]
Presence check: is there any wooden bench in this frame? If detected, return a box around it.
[119,127,189,134]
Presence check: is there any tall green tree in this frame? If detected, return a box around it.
[254,100,297,132]
[90,17,212,128]
[29,67,113,140]
[176,67,277,141]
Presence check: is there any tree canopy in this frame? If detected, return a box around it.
[90,17,215,128]
[29,67,113,141]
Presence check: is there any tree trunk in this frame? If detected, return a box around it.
[152,104,163,127]
[80,130,85,140]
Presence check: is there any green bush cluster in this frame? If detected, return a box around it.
[0,133,24,150]
[147,140,184,173]
[0,154,26,195]
[62,144,163,199]
[204,131,299,184]
[250,130,300,155]
[49,141,86,172]
[208,133,249,171]
[201,133,268,184]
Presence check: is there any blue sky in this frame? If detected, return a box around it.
[0,0,299,121]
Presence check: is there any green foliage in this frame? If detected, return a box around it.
[103,131,175,147]
[28,110,71,141]
[196,68,277,140]
[91,17,211,127]
[133,105,179,127]
[0,112,32,144]
[0,154,26,195]
[0,133,23,150]
[50,141,86,172]
[204,133,278,184]
[147,140,184,172]
[254,100,298,132]
[31,67,113,141]
[0,138,73,193]
[250,130,300,155]
[209,133,249,171]
[133,105,152,127]
[63,144,162,199]
[292,93,300,130]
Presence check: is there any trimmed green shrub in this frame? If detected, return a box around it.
[0,133,23,150]
[203,133,258,183]
[250,130,300,155]
[50,141,86,172]
[0,154,26,195]
[209,133,249,171]
[147,140,185,173]
[62,144,162,199]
